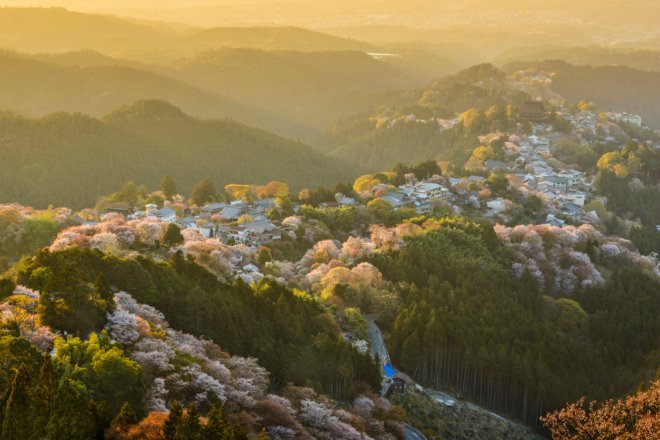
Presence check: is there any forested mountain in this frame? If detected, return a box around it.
[0,7,179,55]
[372,44,461,83]
[0,245,390,439]
[327,64,528,169]
[0,100,361,208]
[165,48,411,134]
[511,60,660,128]
[0,50,297,135]
[328,119,476,171]
[325,59,660,170]
[496,46,660,72]
[28,49,149,68]
[424,63,507,91]
[0,47,415,144]
[180,26,375,53]
[369,221,660,425]
[15,247,381,399]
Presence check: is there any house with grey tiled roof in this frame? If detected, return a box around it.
[220,206,244,221]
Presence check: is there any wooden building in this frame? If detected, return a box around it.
[519,101,548,122]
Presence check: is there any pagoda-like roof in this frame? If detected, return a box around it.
[519,101,548,121]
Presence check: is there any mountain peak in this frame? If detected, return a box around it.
[103,99,189,125]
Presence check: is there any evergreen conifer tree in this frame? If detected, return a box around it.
[2,366,32,440]
[163,401,182,440]
[160,176,178,200]
[174,405,203,440]
[46,378,95,440]
[95,273,115,314]
[32,356,58,438]
[205,405,229,439]
[161,224,184,247]
[112,402,137,429]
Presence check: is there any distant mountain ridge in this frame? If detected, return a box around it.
[0,47,414,146]
[164,48,412,134]
[181,25,375,52]
[0,100,362,208]
[496,46,660,72]
[0,50,324,142]
[0,7,177,55]
[0,8,415,140]
[0,7,377,59]
[0,50,246,118]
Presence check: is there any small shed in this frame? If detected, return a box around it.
[391,372,409,393]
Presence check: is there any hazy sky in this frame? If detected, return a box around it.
[0,1,656,28]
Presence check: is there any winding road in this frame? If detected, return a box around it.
[366,316,539,440]
[366,316,428,440]
[402,423,427,440]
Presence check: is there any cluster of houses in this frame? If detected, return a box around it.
[608,112,643,127]
[560,111,598,137]
[418,126,595,224]
[376,180,454,214]
[366,146,592,224]
[440,101,656,226]
[495,133,592,224]
[128,198,286,249]
[186,199,283,247]
[373,114,459,132]
[108,100,652,248]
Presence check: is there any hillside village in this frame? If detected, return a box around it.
[1,4,660,440]
[94,98,655,245]
[3,104,655,436]
[45,97,650,294]
[364,99,656,226]
[0,75,658,440]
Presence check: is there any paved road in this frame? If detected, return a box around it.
[403,423,427,440]
[366,315,388,362]
[367,316,428,440]
[425,388,456,407]
[366,318,537,439]
[366,316,395,395]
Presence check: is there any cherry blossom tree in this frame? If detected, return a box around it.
[299,399,337,429]
[541,380,660,439]
[106,309,141,345]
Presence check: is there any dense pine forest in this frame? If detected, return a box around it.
[369,221,659,425]
[14,247,381,400]
[0,100,360,209]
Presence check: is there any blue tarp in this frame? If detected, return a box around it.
[383,363,396,378]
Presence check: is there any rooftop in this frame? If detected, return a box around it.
[202,202,227,212]
[220,206,243,220]
[240,219,277,234]
[154,206,175,217]
[484,160,508,170]
[414,182,442,192]
[519,101,548,121]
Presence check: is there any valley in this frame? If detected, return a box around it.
[0,3,658,440]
